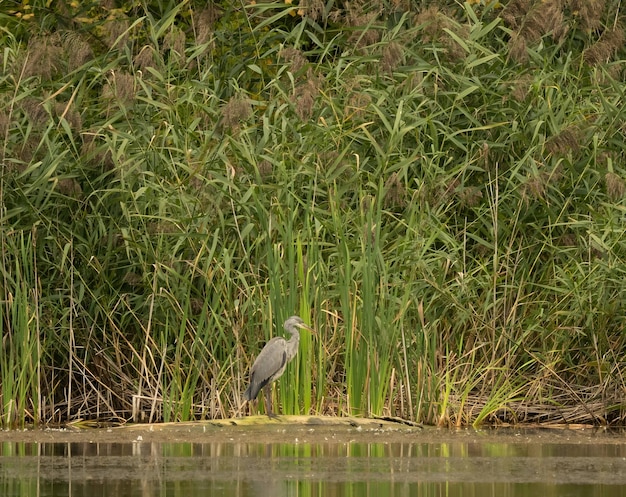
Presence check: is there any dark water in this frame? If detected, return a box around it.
[1,429,626,496]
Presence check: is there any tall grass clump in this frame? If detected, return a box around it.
[0,0,625,427]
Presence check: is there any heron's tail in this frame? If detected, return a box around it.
[243,376,270,402]
[243,384,257,402]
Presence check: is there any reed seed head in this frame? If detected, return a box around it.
[458,186,483,208]
[194,6,221,45]
[583,27,624,66]
[545,127,581,155]
[299,0,325,21]
[511,74,533,101]
[382,42,404,74]
[347,2,380,49]
[134,47,157,71]
[292,69,320,121]
[21,98,48,126]
[0,110,10,137]
[257,160,273,177]
[571,0,606,31]
[56,178,83,197]
[280,47,307,75]
[384,172,406,208]
[103,17,130,50]
[102,71,136,106]
[164,26,186,63]
[220,96,253,132]
[54,101,82,131]
[346,90,371,121]
[64,33,93,71]
[522,176,546,202]
[24,34,63,80]
[605,172,625,201]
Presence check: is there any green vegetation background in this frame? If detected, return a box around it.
[0,0,625,427]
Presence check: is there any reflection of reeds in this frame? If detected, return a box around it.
[1,1,625,428]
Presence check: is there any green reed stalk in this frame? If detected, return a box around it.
[338,236,365,416]
[295,236,314,414]
[0,232,41,427]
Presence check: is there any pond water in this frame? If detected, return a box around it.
[1,423,625,496]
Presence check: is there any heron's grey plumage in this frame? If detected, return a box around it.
[243,316,312,416]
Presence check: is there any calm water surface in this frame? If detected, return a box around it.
[1,427,625,496]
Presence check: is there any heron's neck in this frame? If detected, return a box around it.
[284,329,300,361]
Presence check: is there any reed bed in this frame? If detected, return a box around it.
[0,0,625,427]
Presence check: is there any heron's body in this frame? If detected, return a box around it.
[243,316,312,417]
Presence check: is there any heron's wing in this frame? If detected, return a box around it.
[243,337,287,401]
[251,337,288,381]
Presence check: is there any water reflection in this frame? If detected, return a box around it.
[1,434,626,497]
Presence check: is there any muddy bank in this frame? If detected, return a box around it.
[0,416,622,445]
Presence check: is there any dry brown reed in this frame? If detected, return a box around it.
[450,394,625,425]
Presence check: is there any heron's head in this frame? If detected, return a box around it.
[284,315,315,334]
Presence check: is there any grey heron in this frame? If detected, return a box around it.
[243,315,314,417]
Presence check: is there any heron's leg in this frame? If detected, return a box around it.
[263,386,277,418]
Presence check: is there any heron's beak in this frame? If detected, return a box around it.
[297,323,316,335]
